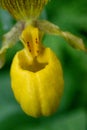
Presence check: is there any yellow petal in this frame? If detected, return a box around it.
[0,0,48,20]
[10,47,64,117]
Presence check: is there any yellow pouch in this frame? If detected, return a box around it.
[10,47,64,117]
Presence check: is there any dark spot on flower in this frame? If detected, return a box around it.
[37,50,39,53]
[29,49,31,52]
[36,38,38,44]
[27,41,30,47]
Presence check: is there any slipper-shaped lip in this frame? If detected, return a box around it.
[10,48,64,117]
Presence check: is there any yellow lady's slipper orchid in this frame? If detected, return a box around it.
[10,25,64,117]
[0,0,86,118]
[0,0,86,68]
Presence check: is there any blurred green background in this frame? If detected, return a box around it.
[0,0,87,129]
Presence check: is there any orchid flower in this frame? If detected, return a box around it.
[0,0,86,117]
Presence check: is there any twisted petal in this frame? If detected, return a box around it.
[35,20,86,51]
[0,21,24,68]
[0,0,48,20]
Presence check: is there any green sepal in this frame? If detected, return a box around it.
[0,0,48,20]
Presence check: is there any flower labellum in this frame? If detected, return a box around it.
[10,25,64,117]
